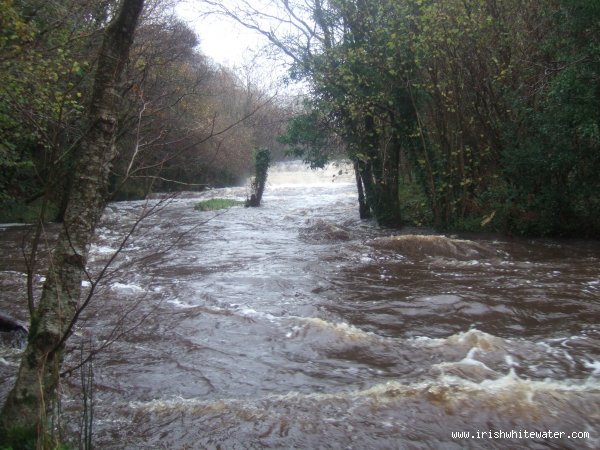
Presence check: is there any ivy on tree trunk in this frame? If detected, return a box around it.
[246,148,271,207]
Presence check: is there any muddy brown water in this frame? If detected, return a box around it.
[1,161,599,449]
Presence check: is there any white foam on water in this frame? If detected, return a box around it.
[235,306,278,322]
[265,160,355,188]
[430,344,502,382]
[539,335,598,371]
[584,359,600,376]
[562,349,576,367]
[433,357,497,372]
[360,254,373,263]
[167,298,197,309]
[111,282,144,293]
[128,370,600,416]
[505,354,519,367]
[210,303,281,322]
[409,328,507,351]
[539,342,554,353]
[129,396,264,416]
[441,367,600,396]
[0,223,30,228]
[0,346,23,362]
[90,244,116,255]
[0,270,26,278]
[415,329,600,384]
[545,335,587,346]
[465,347,482,361]
[297,317,382,342]
[445,328,506,350]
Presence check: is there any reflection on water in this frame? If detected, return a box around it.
[1,161,599,448]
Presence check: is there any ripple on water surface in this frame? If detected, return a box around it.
[1,161,599,448]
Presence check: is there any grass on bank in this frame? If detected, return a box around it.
[194,198,245,211]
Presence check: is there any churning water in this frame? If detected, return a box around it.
[1,161,599,449]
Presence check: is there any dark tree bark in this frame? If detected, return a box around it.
[246,148,271,207]
[353,160,371,219]
[0,0,145,444]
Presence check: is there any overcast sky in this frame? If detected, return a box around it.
[175,1,308,96]
[176,2,269,67]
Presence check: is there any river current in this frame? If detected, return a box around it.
[1,161,599,449]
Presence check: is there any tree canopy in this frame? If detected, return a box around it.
[0,0,292,223]
[262,0,600,236]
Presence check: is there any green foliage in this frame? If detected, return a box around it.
[0,422,36,450]
[499,0,600,236]
[109,178,149,202]
[0,0,92,219]
[281,0,600,236]
[398,181,432,227]
[1,1,289,218]
[280,0,417,226]
[0,422,71,450]
[253,148,271,188]
[246,148,271,207]
[278,109,331,168]
[0,198,58,223]
[194,198,245,211]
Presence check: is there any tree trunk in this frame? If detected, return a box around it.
[0,0,145,445]
[246,148,270,207]
[358,115,402,227]
[353,160,371,219]
[377,133,401,227]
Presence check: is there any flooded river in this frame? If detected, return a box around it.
[1,161,599,449]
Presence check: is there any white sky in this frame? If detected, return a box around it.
[175,2,270,68]
[175,0,308,96]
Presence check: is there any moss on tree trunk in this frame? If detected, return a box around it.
[0,0,145,446]
[246,148,271,207]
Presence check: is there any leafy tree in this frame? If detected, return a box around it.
[501,0,600,235]
[0,0,145,445]
[279,0,419,225]
[0,0,112,220]
[277,108,335,168]
[280,0,600,235]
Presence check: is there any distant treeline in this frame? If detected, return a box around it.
[0,0,290,223]
[278,0,600,236]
